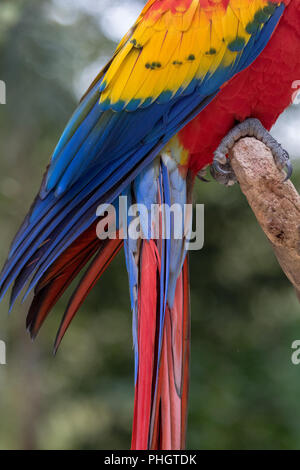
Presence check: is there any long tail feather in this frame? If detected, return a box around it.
[26,223,100,339]
[131,254,190,450]
[131,240,159,450]
[54,235,123,353]
[128,139,193,450]
[24,221,122,348]
[151,259,190,450]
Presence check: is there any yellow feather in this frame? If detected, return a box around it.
[99,0,282,109]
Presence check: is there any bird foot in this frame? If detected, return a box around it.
[210,118,292,186]
[197,166,210,182]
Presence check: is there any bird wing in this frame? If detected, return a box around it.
[0,0,285,315]
[45,0,285,196]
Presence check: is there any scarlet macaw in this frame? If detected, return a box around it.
[0,0,299,450]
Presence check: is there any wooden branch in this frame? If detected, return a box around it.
[229,137,300,299]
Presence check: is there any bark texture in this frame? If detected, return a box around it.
[230,137,300,299]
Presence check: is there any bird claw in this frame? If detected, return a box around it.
[284,160,293,182]
[210,118,293,186]
[197,166,210,182]
[211,159,230,175]
[198,175,210,183]
[210,151,237,186]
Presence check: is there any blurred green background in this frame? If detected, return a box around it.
[1,0,300,450]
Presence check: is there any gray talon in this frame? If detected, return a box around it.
[197,174,210,182]
[284,160,293,182]
[210,159,237,186]
[211,118,292,186]
[212,159,230,175]
[197,166,210,182]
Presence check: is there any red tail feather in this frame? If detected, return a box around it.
[27,223,100,338]
[131,246,190,450]
[54,235,123,353]
[131,240,159,450]
[26,222,123,350]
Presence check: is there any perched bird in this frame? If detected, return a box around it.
[0,0,299,450]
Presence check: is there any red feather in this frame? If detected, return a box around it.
[131,240,159,450]
[131,247,190,450]
[150,258,190,450]
[54,235,123,353]
[26,221,123,351]
[26,223,100,338]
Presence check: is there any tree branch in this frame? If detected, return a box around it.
[229,137,300,299]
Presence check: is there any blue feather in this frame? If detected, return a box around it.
[0,5,285,312]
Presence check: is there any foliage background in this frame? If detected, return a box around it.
[0,0,300,450]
